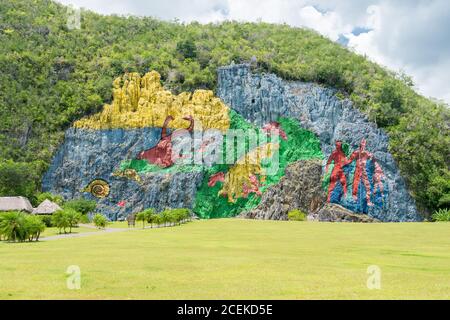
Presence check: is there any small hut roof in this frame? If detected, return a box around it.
[0,196,33,213]
[32,199,62,215]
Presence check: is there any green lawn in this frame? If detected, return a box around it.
[0,219,449,299]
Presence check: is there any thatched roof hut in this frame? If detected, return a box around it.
[0,196,33,213]
[32,199,62,215]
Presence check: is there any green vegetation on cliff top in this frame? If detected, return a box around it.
[0,0,448,214]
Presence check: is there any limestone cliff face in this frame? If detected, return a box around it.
[217,64,420,222]
[43,64,421,222]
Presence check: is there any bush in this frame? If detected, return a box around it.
[288,209,307,221]
[51,209,80,234]
[40,215,53,227]
[431,209,450,222]
[64,199,97,215]
[93,214,108,229]
[79,214,90,224]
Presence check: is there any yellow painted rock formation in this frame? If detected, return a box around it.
[219,143,279,202]
[74,71,230,132]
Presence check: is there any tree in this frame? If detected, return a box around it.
[36,192,64,206]
[160,210,171,227]
[176,39,197,60]
[0,160,41,201]
[136,211,148,229]
[65,209,81,233]
[152,214,163,228]
[143,208,157,228]
[64,199,97,215]
[52,210,70,234]
[93,214,108,229]
[147,212,157,228]
[0,212,28,242]
[24,215,46,241]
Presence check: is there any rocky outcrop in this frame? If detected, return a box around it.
[308,203,379,223]
[218,64,421,222]
[241,160,326,220]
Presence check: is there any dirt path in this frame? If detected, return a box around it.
[39,223,186,241]
[40,226,131,241]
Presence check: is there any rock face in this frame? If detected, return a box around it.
[218,64,421,222]
[43,64,422,222]
[242,160,325,220]
[308,203,379,223]
[42,127,203,220]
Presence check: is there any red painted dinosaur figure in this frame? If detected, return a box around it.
[136,115,194,168]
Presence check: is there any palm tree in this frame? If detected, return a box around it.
[52,210,70,234]
[25,215,46,241]
[65,209,81,233]
[136,211,147,229]
[0,212,28,242]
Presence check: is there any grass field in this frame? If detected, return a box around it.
[0,219,449,300]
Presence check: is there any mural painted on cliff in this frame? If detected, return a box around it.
[43,65,419,221]
[116,109,323,219]
[323,140,387,214]
[82,179,110,198]
[215,64,419,222]
[66,70,323,219]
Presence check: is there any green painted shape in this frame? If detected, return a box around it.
[193,114,324,219]
[120,159,204,174]
[117,110,324,219]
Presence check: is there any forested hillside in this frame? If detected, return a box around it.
[0,0,448,214]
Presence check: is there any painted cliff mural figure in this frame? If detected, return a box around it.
[325,141,348,202]
[347,139,374,206]
[373,162,385,199]
[326,139,387,211]
[136,115,194,168]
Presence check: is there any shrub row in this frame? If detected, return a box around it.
[136,208,192,228]
[0,212,45,242]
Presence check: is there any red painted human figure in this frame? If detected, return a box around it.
[373,161,385,198]
[347,139,374,206]
[137,115,194,168]
[325,141,349,202]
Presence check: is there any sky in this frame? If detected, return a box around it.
[57,0,450,104]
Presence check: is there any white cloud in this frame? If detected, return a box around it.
[346,1,450,103]
[56,0,450,104]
